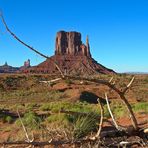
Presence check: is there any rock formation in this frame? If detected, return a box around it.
[0,62,19,73]
[21,31,115,75]
[55,31,91,57]
[19,59,31,71]
[0,60,31,73]
[24,59,30,68]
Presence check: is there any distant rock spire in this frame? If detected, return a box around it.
[86,35,89,47]
[24,59,31,68]
[86,35,91,57]
[4,62,8,66]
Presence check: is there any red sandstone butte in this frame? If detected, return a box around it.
[25,31,115,75]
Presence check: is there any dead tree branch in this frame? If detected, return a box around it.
[94,98,104,139]
[109,77,113,83]
[17,109,34,143]
[39,78,62,86]
[105,93,121,131]
[89,98,104,141]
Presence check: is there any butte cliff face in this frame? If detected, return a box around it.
[25,31,115,75]
[55,31,91,57]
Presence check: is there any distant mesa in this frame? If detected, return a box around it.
[0,31,115,75]
[0,59,31,73]
[0,62,19,73]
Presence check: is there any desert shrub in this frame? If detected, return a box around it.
[112,106,125,117]
[69,102,93,113]
[25,103,38,110]
[40,104,51,111]
[0,83,4,91]
[82,81,89,85]
[0,114,13,123]
[109,101,148,118]
[46,90,67,100]
[10,104,25,112]
[40,102,63,112]
[4,77,19,89]
[143,77,148,83]
[132,102,148,113]
[73,112,98,139]
[46,114,69,125]
[104,101,126,118]
[5,116,13,123]
[102,105,111,118]
[120,73,127,77]
[40,101,95,113]
[16,111,42,129]
[65,79,73,85]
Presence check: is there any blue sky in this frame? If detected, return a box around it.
[0,0,148,72]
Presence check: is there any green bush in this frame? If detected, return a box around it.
[40,104,51,111]
[144,77,148,83]
[4,77,19,89]
[132,102,148,113]
[40,102,95,113]
[16,111,42,129]
[0,115,13,123]
[73,112,98,139]
[0,83,4,91]
[112,107,125,117]
[47,114,68,124]
[25,103,38,110]
[5,116,13,123]
[46,90,67,100]
[65,79,73,85]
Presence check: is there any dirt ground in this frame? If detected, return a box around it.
[0,74,147,147]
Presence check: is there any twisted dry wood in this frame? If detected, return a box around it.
[105,93,120,130]
[17,109,34,143]
[95,98,104,138]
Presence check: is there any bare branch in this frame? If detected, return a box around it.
[89,98,104,141]
[122,77,135,94]
[127,77,135,88]
[105,93,120,131]
[112,81,116,85]
[17,109,34,143]
[39,78,62,86]
[109,77,113,83]
[95,98,104,138]
[55,63,65,78]
[144,128,148,134]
